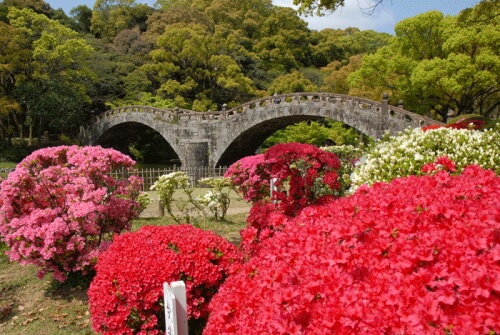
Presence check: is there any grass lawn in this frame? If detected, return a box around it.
[0,191,250,335]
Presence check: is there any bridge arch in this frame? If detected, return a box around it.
[85,93,443,169]
[211,93,442,167]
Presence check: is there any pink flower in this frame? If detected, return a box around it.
[0,145,144,282]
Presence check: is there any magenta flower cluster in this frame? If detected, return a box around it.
[0,145,144,282]
[204,163,500,334]
[88,224,243,335]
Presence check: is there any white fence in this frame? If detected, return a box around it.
[111,166,229,191]
[1,166,229,191]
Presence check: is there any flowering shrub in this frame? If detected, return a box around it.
[226,143,341,255]
[195,177,233,220]
[321,144,364,196]
[0,145,144,282]
[88,224,243,335]
[204,164,500,334]
[263,142,341,216]
[350,125,500,191]
[224,154,270,203]
[226,143,341,215]
[150,171,198,223]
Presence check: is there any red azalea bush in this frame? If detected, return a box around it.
[0,145,143,282]
[88,224,244,335]
[204,164,500,335]
[226,143,341,255]
[263,142,341,216]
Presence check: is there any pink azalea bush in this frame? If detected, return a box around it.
[0,145,144,282]
[88,224,243,335]
[224,154,270,203]
[204,163,500,334]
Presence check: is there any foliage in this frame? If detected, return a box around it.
[88,224,244,335]
[350,126,500,191]
[224,154,270,203]
[195,177,233,220]
[266,70,317,94]
[204,163,500,334]
[263,119,360,149]
[321,144,364,195]
[225,143,341,255]
[349,5,500,121]
[150,171,197,224]
[151,172,232,223]
[0,145,144,282]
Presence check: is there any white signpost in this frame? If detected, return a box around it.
[163,281,188,335]
[270,177,278,203]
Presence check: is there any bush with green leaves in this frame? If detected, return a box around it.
[151,172,233,222]
[196,177,233,220]
[321,144,364,196]
[350,125,500,191]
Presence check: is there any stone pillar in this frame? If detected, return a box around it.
[222,103,227,119]
[377,93,390,139]
[181,142,209,185]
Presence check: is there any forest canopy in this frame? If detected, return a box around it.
[0,0,497,146]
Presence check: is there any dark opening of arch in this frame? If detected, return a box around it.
[95,122,178,165]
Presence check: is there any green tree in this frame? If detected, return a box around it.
[263,120,359,148]
[7,7,97,140]
[348,3,499,121]
[91,0,152,40]
[148,22,256,109]
[310,28,390,68]
[321,55,363,94]
[69,5,92,33]
[267,70,317,94]
[292,0,384,15]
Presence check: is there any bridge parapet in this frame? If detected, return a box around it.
[93,93,443,130]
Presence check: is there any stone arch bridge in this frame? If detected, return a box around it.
[84,92,442,169]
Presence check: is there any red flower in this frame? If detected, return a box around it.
[204,165,500,334]
[88,225,243,334]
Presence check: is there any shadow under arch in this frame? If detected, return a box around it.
[95,122,179,164]
[216,115,326,167]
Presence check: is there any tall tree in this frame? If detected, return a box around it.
[148,22,256,110]
[69,5,92,34]
[91,0,152,40]
[6,8,97,140]
[348,2,499,121]
[292,0,385,15]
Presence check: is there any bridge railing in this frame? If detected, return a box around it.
[90,92,444,127]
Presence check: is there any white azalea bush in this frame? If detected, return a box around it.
[195,177,232,220]
[350,125,500,191]
[150,171,197,223]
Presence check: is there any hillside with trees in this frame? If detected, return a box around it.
[0,0,497,155]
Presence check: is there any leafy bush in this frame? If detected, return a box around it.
[0,145,144,282]
[204,163,500,334]
[350,126,500,191]
[226,143,341,214]
[88,224,243,335]
[321,144,364,195]
[224,154,270,203]
[225,143,341,255]
[195,177,233,220]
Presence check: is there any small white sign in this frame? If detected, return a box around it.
[163,281,188,335]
